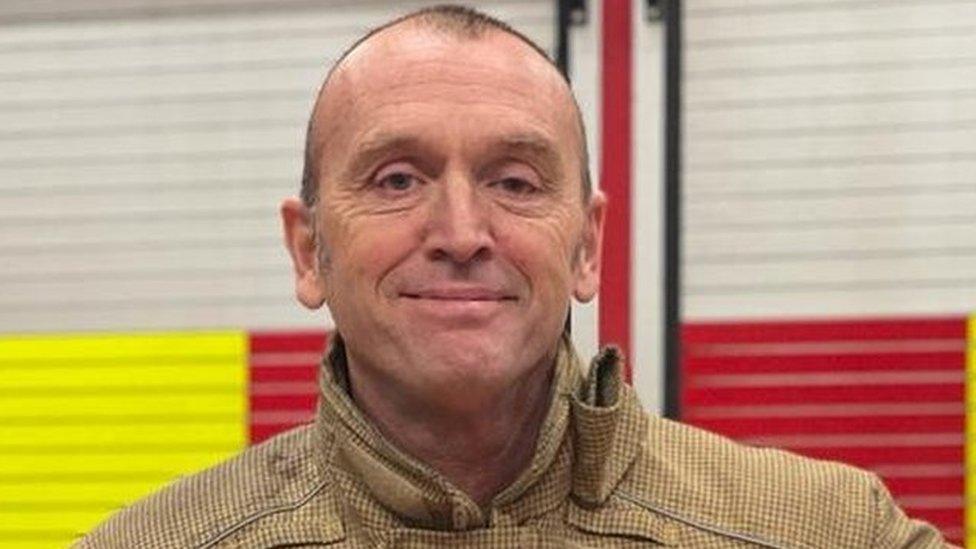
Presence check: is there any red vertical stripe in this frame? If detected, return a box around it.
[683,317,965,344]
[599,0,633,381]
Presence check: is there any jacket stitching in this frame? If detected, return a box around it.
[615,491,801,549]
[195,478,331,548]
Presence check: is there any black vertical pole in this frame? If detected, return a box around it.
[662,0,682,419]
[555,0,586,79]
[556,0,571,78]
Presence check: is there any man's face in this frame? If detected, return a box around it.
[283,25,604,407]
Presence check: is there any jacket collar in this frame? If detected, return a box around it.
[313,334,645,531]
[570,346,649,505]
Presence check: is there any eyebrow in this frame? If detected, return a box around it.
[341,130,565,181]
[494,132,560,158]
[343,134,427,182]
[491,132,566,179]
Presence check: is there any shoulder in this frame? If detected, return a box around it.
[616,415,944,548]
[75,425,334,549]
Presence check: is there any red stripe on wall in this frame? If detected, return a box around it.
[902,509,963,532]
[683,317,964,344]
[799,445,963,466]
[693,415,964,437]
[250,331,328,353]
[599,0,633,381]
[885,477,964,495]
[686,383,963,406]
[686,352,965,374]
[250,366,318,383]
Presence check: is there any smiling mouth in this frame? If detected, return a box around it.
[400,287,517,302]
[400,294,518,304]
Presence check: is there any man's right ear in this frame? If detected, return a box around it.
[280,197,327,310]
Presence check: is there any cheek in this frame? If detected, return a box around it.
[326,212,423,293]
[497,215,580,297]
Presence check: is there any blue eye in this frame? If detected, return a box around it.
[377,172,417,192]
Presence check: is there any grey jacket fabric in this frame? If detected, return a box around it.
[77,337,953,548]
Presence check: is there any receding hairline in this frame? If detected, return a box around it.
[300,4,591,208]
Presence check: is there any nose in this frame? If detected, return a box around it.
[425,177,493,265]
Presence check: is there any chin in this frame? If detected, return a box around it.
[412,333,524,383]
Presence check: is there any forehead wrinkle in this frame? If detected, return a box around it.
[323,65,563,159]
[345,63,566,119]
[359,53,559,91]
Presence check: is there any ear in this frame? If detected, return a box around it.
[280,197,327,310]
[572,191,606,303]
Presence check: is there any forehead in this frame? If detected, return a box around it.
[313,25,580,171]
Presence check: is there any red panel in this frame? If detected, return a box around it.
[250,394,317,411]
[680,317,966,543]
[250,423,309,443]
[682,317,965,344]
[685,383,963,406]
[250,366,318,383]
[685,352,964,374]
[249,331,328,353]
[249,331,328,444]
[691,416,963,437]
[884,476,964,495]
[780,446,963,467]
[598,0,632,381]
[902,508,964,530]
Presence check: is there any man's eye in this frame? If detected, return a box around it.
[376,172,418,192]
[493,177,537,195]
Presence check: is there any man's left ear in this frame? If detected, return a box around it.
[572,191,606,303]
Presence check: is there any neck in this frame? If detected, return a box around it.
[343,347,556,508]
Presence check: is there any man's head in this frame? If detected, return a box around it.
[298,5,592,210]
[281,5,605,409]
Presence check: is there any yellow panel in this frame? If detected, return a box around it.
[0,421,241,446]
[0,331,248,549]
[967,316,976,548]
[0,331,242,360]
[0,362,241,387]
[0,419,240,440]
[0,393,243,416]
[0,479,187,504]
[1,451,237,475]
[0,512,112,534]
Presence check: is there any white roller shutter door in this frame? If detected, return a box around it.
[683,0,976,319]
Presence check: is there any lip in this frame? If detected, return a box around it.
[399,286,517,302]
[397,286,517,322]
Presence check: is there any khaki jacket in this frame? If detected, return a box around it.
[79,337,952,548]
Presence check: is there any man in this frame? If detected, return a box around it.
[80,6,952,548]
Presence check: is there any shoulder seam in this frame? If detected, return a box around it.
[615,490,803,549]
[195,477,330,549]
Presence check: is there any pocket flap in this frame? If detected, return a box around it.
[566,497,678,546]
